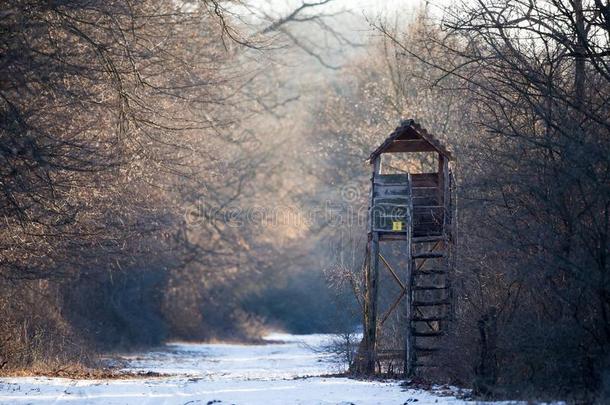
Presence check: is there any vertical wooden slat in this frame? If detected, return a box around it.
[403,174,414,377]
[442,157,450,230]
[437,154,444,217]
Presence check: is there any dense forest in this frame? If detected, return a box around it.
[1,0,608,402]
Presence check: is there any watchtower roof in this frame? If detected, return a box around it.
[367,119,453,162]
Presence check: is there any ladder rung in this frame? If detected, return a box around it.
[413,252,445,259]
[412,331,445,337]
[414,269,446,275]
[413,285,447,291]
[415,363,439,367]
[413,300,451,307]
[415,346,440,352]
[412,235,448,243]
[412,316,448,322]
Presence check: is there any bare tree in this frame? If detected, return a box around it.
[368,0,609,398]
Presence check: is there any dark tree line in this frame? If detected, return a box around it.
[312,0,609,401]
[0,0,353,372]
[419,1,609,398]
[0,0,289,371]
[0,0,248,369]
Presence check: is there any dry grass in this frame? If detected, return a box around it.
[1,363,168,380]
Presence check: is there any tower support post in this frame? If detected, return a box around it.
[363,232,380,373]
[403,207,414,377]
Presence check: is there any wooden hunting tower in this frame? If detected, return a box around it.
[359,119,456,376]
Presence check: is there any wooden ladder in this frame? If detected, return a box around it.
[406,232,454,374]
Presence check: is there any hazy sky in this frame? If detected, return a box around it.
[239,0,458,82]
[250,0,456,37]
[265,0,454,18]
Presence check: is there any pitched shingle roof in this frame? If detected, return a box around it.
[367,119,453,162]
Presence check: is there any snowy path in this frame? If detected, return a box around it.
[0,333,471,405]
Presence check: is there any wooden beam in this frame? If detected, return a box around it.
[379,254,406,290]
[379,289,406,326]
[362,158,380,374]
[363,233,380,374]
[383,140,437,153]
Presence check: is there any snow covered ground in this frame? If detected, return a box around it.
[0,333,473,404]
